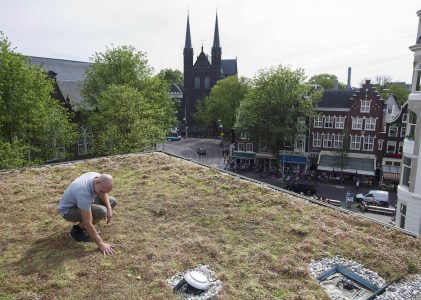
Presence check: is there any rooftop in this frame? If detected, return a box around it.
[0,152,420,298]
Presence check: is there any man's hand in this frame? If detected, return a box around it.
[106,207,113,224]
[100,243,115,255]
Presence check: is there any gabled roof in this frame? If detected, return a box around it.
[56,80,92,111]
[194,51,211,68]
[221,59,237,75]
[29,56,90,81]
[317,90,354,109]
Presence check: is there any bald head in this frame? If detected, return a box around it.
[96,174,113,194]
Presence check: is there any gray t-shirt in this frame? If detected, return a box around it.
[58,172,100,215]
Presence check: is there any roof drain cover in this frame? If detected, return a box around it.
[173,271,210,295]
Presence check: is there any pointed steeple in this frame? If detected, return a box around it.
[213,13,220,48]
[185,14,192,49]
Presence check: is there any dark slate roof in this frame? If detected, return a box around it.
[29,56,90,81]
[194,51,211,68]
[317,90,354,109]
[221,59,237,75]
[170,83,183,94]
[56,80,92,111]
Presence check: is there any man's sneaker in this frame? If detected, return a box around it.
[69,225,91,242]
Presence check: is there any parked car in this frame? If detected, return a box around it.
[284,181,317,195]
[166,135,181,141]
[197,147,206,155]
[355,190,389,207]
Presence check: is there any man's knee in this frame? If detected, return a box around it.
[109,196,117,208]
[91,204,107,222]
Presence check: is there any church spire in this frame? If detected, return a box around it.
[185,14,192,49]
[213,13,220,48]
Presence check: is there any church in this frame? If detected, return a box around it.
[182,14,238,133]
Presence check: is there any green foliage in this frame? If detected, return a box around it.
[0,33,76,169]
[373,76,410,104]
[308,73,346,90]
[236,66,321,154]
[83,45,176,155]
[82,45,152,107]
[193,76,249,131]
[156,68,183,86]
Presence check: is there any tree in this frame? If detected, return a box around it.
[332,130,350,184]
[0,33,75,168]
[156,68,183,86]
[308,73,346,90]
[82,45,152,107]
[193,76,249,140]
[235,65,321,156]
[82,45,176,155]
[373,76,410,105]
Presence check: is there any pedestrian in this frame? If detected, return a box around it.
[346,190,353,208]
[58,172,117,255]
[356,179,360,191]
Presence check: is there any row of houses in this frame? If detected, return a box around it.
[231,80,409,184]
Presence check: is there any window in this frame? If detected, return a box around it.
[246,143,253,152]
[388,126,398,137]
[78,125,93,156]
[313,132,322,147]
[324,116,334,128]
[385,161,393,166]
[399,203,407,229]
[401,124,406,137]
[352,117,363,130]
[240,132,248,139]
[361,100,371,113]
[402,113,408,123]
[407,111,417,139]
[398,142,404,154]
[194,77,200,89]
[393,161,401,167]
[363,136,374,151]
[314,116,323,128]
[365,117,376,131]
[416,63,421,92]
[350,135,361,150]
[378,139,383,150]
[323,134,333,148]
[294,135,305,152]
[402,156,411,187]
[296,117,306,133]
[386,141,396,153]
[238,143,245,151]
[204,77,210,89]
[333,135,343,149]
[335,116,345,129]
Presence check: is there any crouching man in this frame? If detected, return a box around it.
[58,172,117,255]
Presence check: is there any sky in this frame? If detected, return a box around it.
[1,0,420,87]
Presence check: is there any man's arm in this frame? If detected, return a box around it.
[80,210,115,255]
[97,192,113,224]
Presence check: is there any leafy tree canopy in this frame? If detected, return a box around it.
[373,76,410,105]
[83,45,176,155]
[193,76,249,131]
[0,32,75,168]
[236,65,321,155]
[156,68,183,86]
[308,73,346,90]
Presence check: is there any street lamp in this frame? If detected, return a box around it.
[183,117,188,138]
[218,119,224,146]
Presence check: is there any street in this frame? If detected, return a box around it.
[161,138,396,223]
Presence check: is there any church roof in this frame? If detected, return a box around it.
[56,80,92,111]
[194,50,212,68]
[29,56,90,81]
[317,90,354,109]
[221,59,237,75]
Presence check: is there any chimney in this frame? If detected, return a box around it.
[347,67,351,90]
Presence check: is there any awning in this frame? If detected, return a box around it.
[382,165,401,181]
[317,152,375,176]
[256,152,275,159]
[279,155,306,165]
[232,151,255,160]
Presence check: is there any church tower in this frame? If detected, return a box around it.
[211,13,222,85]
[183,15,193,126]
